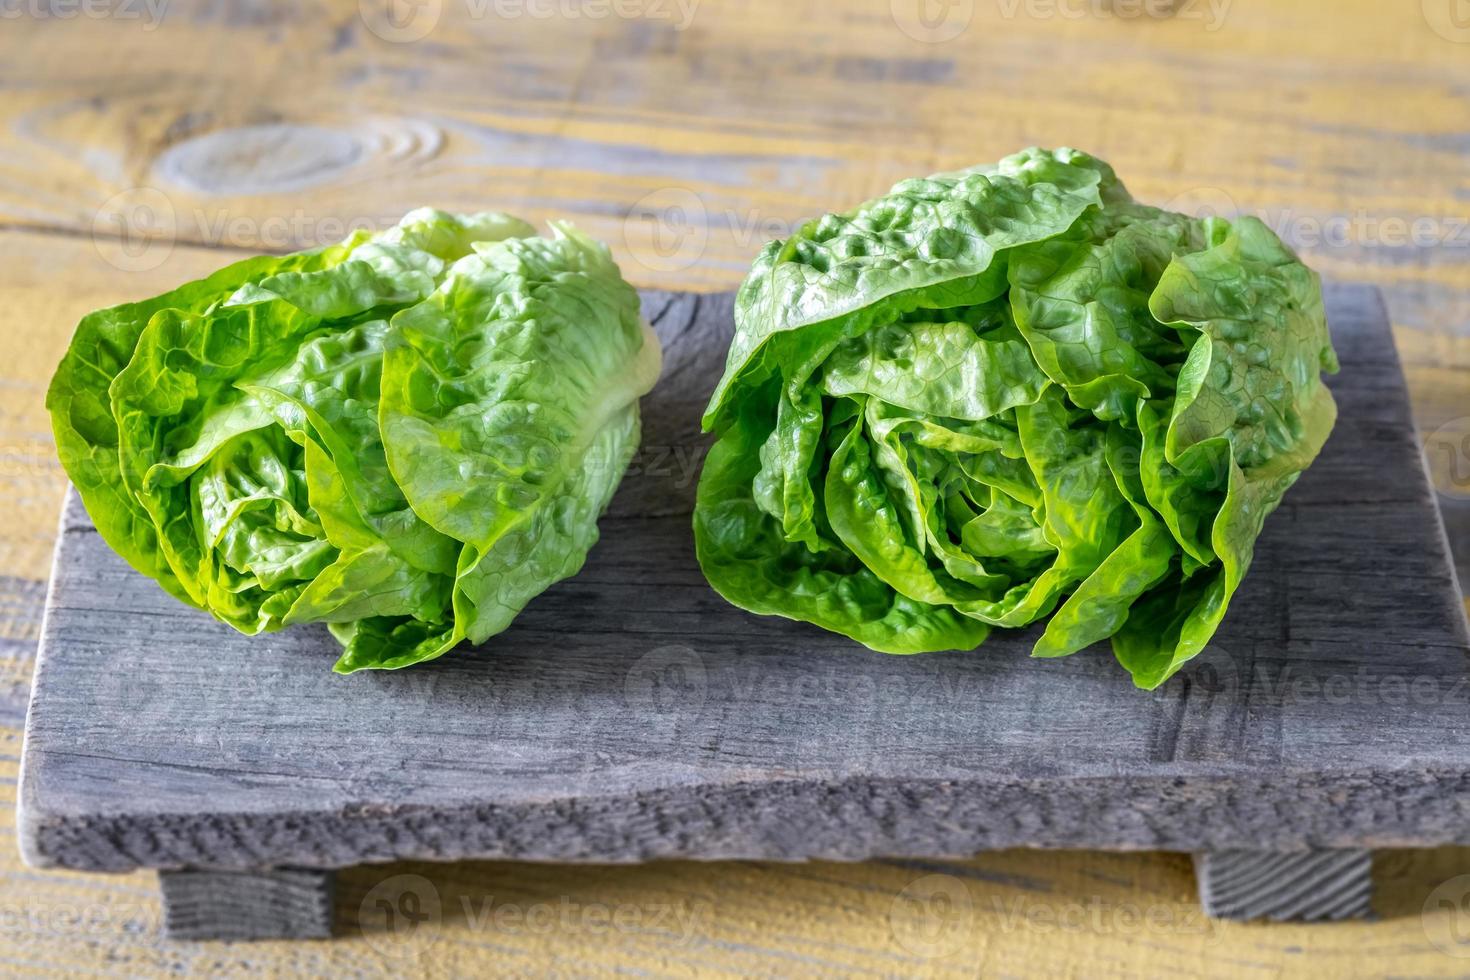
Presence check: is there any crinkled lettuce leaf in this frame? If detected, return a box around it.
[695,148,1337,688]
[48,209,661,673]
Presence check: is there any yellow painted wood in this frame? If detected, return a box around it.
[2,0,1469,974]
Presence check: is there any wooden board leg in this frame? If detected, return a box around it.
[1193,850,1372,921]
[159,868,335,941]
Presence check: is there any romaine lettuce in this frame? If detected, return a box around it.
[694,148,1337,688]
[49,209,662,672]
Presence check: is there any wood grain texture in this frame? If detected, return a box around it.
[4,0,1470,974]
[1194,851,1373,922]
[19,283,1470,881]
[159,868,335,941]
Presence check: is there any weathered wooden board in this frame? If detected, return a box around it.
[18,282,1470,875]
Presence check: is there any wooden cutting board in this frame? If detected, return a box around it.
[18,283,1470,939]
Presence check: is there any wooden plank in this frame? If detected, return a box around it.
[1193,851,1373,922]
[18,282,1470,877]
[159,868,334,941]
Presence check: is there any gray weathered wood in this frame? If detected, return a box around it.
[159,868,335,941]
[1193,851,1372,921]
[17,284,1470,881]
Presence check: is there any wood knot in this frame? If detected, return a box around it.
[150,119,444,196]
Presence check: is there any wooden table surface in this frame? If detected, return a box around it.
[2,0,1468,975]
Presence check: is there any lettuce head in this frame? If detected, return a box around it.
[49,209,662,672]
[694,148,1337,689]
